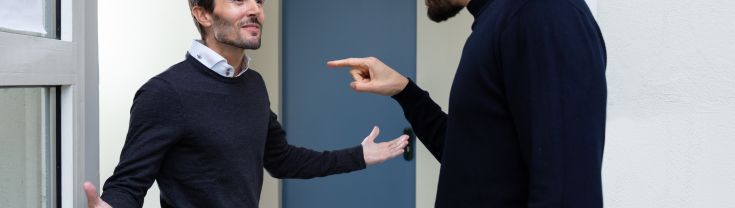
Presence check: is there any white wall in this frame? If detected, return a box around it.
[98,1,281,207]
[599,0,735,207]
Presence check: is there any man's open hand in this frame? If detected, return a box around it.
[84,182,112,208]
[361,126,409,165]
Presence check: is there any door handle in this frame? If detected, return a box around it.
[403,128,415,161]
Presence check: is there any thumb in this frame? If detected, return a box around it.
[362,126,380,144]
[351,81,375,93]
[83,182,100,206]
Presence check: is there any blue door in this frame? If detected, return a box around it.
[282,1,416,207]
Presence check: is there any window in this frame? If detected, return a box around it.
[0,87,59,207]
[0,0,58,38]
[0,0,98,207]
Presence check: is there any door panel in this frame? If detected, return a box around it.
[282,1,416,207]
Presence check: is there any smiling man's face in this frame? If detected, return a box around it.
[211,0,265,49]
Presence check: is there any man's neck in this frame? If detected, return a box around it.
[203,38,246,74]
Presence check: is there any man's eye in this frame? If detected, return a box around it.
[256,0,264,4]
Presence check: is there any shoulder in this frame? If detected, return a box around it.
[156,59,193,81]
[140,58,196,93]
[245,68,264,80]
[500,0,596,36]
[134,60,191,99]
[243,68,268,87]
[506,0,591,22]
[133,77,177,103]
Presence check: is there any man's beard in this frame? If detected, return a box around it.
[426,0,464,22]
[212,14,262,49]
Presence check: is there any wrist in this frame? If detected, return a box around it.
[361,144,373,166]
[390,76,410,96]
[399,76,409,91]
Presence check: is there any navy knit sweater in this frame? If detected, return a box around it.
[392,0,606,207]
[101,54,366,207]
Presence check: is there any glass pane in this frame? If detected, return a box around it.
[0,87,57,207]
[0,0,57,38]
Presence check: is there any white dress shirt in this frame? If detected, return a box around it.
[187,40,252,78]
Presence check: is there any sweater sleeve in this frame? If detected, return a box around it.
[391,79,447,161]
[101,78,186,207]
[263,111,366,179]
[500,1,607,207]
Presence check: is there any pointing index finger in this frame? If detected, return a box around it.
[327,58,368,68]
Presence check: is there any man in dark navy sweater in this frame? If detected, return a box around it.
[329,0,607,207]
[82,0,409,207]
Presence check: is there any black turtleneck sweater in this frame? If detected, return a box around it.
[392,0,607,207]
[100,54,366,207]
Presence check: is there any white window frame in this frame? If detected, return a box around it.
[0,0,98,207]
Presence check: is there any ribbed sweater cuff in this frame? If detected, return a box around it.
[346,145,367,170]
[391,79,427,108]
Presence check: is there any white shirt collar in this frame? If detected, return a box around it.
[187,40,251,78]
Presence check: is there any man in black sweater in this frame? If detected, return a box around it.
[83,0,409,207]
[329,0,607,207]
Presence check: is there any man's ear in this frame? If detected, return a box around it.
[192,6,214,28]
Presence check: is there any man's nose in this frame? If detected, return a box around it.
[244,0,262,17]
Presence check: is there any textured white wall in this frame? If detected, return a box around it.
[98,1,281,207]
[599,0,735,207]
